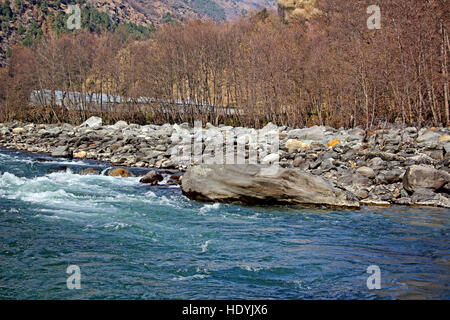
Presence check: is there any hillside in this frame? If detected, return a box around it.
[90,0,201,25]
[0,0,276,66]
[0,0,158,66]
[91,0,277,23]
[198,0,277,20]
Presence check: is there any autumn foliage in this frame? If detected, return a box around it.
[0,0,448,129]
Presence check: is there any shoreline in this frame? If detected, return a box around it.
[1,119,449,208]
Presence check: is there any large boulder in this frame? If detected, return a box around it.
[403,165,450,193]
[181,164,360,208]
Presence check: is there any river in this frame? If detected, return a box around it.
[0,148,448,299]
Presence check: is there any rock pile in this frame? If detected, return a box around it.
[1,119,449,207]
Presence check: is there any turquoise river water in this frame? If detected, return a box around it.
[0,148,449,299]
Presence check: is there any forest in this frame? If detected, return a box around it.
[0,0,448,129]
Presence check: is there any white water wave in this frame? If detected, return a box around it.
[240,265,266,272]
[171,274,209,281]
[239,263,282,273]
[0,170,189,232]
[145,190,157,197]
[0,172,27,187]
[199,203,221,215]
[103,222,133,230]
[0,171,178,219]
[0,152,95,167]
[200,240,211,253]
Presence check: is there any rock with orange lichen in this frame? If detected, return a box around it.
[327,139,340,148]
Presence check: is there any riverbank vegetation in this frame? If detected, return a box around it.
[0,0,448,129]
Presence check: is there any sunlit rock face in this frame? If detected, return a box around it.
[277,0,321,22]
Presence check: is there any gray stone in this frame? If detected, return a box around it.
[444,142,450,154]
[417,131,441,144]
[112,121,128,130]
[348,128,365,136]
[346,135,364,142]
[260,122,278,133]
[367,157,386,170]
[356,166,375,179]
[51,145,72,158]
[363,151,405,162]
[144,150,164,159]
[423,149,444,161]
[181,164,360,208]
[403,127,417,135]
[79,168,100,175]
[339,173,371,188]
[403,165,450,193]
[155,144,167,152]
[309,159,322,170]
[375,169,404,184]
[288,126,326,141]
[355,189,369,199]
[80,116,102,129]
[0,127,11,136]
[139,170,163,185]
[293,156,305,167]
[406,154,436,165]
[411,188,450,208]
[320,158,335,172]
[262,153,279,165]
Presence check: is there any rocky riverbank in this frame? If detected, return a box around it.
[1,117,449,208]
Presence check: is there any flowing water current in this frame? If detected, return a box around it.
[0,148,448,299]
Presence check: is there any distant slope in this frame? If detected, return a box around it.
[90,0,201,26]
[0,0,277,65]
[91,0,277,23]
[213,0,277,19]
[0,0,156,66]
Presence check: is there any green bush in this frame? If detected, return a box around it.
[0,0,14,23]
[114,22,155,41]
[17,24,26,35]
[162,12,175,24]
[22,22,42,46]
[188,0,226,21]
[81,7,116,33]
[51,11,66,34]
